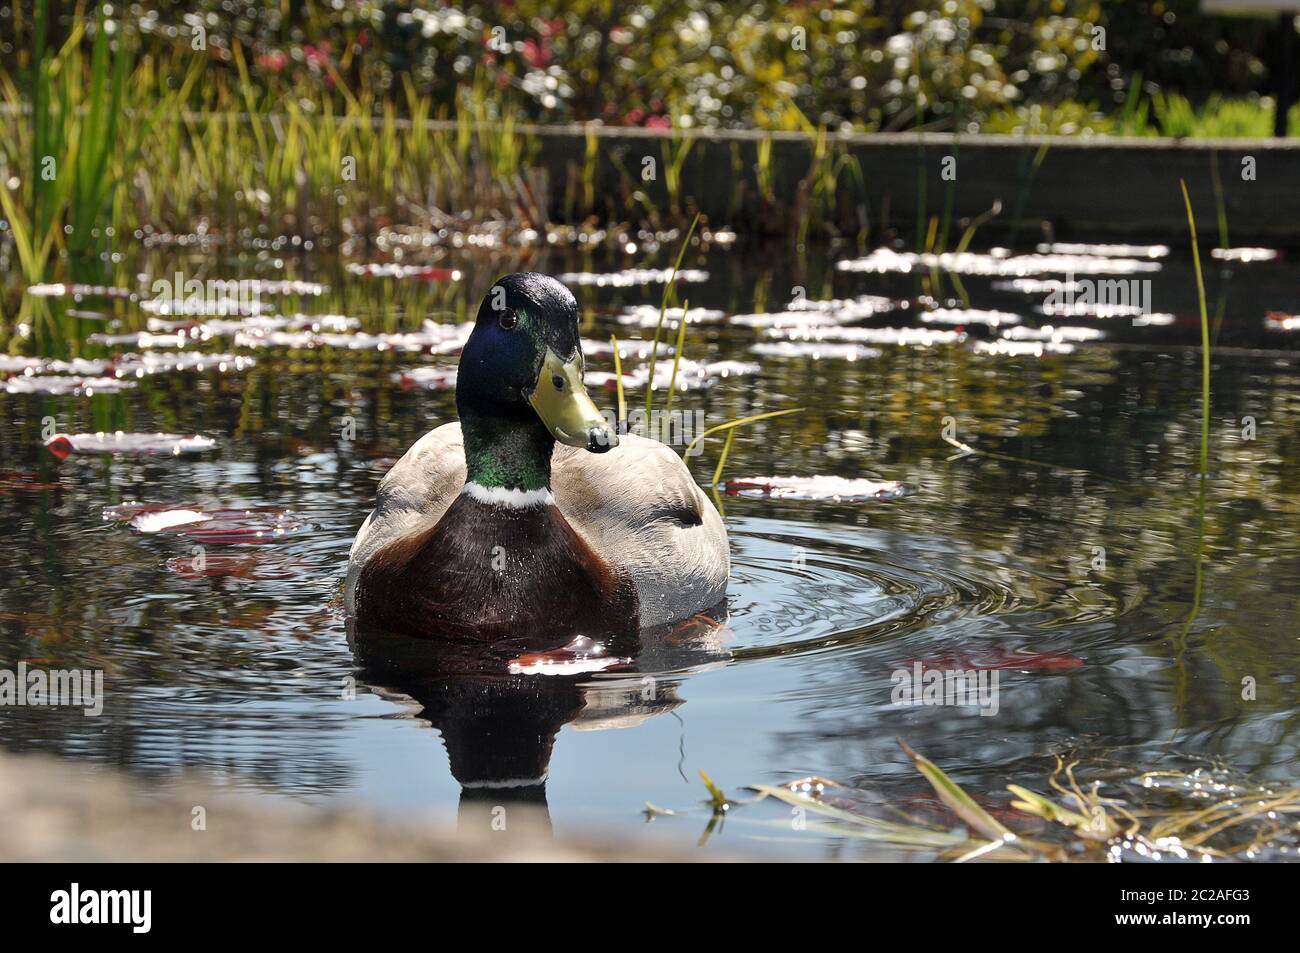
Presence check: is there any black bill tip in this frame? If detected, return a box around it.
[587,427,618,453]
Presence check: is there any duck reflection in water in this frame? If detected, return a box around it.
[348,607,730,836]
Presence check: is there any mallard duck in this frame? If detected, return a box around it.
[347,273,728,641]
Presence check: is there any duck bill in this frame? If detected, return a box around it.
[528,348,619,453]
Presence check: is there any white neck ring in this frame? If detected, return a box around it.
[462,482,555,508]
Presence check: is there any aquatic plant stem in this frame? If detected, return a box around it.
[664,298,689,415]
[645,212,700,417]
[609,334,626,432]
[940,432,1098,477]
[682,407,805,461]
[1172,179,1212,732]
[1182,179,1212,483]
[710,429,735,489]
[948,199,1001,308]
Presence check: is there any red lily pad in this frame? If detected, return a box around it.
[897,650,1084,671]
[165,552,317,579]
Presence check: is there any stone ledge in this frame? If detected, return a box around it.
[0,751,716,863]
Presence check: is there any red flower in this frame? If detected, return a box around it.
[522,39,551,68]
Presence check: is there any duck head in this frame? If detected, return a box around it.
[457,274,617,492]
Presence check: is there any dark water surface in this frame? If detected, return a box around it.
[2,241,1298,858]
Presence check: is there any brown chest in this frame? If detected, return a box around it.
[356,494,638,643]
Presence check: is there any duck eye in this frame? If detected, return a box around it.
[499,311,518,331]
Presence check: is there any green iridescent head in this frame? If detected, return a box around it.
[456,274,617,490]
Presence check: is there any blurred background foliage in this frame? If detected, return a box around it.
[0,0,1294,136]
[1,0,1296,352]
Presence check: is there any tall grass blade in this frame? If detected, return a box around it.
[664,298,689,415]
[644,211,700,416]
[899,738,1014,843]
[682,407,804,463]
[609,334,626,431]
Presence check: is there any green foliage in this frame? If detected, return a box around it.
[6,1,1280,135]
[1154,93,1300,139]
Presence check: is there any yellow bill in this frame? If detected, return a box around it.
[527,347,618,453]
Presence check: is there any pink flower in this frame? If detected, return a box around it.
[644,115,671,129]
[256,50,289,72]
[303,43,331,67]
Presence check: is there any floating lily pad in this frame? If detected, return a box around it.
[117,352,255,378]
[837,248,1162,277]
[993,278,1084,295]
[26,282,137,300]
[4,350,254,392]
[580,338,673,361]
[719,475,911,501]
[5,375,135,396]
[140,295,273,317]
[731,294,896,329]
[236,279,327,296]
[637,359,760,392]
[131,509,212,533]
[616,304,725,328]
[921,308,1021,327]
[1036,242,1168,259]
[767,325,964,347]
[233,320,471,354]
[558,268,709,288]
[346,263,463,281]
[730,310,848,330]
[971,339,1075,357]
[586,359,756,392]
[394,366,459,390]
[107,503,313,542]
[46,432,218,458]
[584,370,640,391]
[1001,325,1104,343]
[1037,301,1164,320]
[752,342,883,361]
[1211,247,1279,263]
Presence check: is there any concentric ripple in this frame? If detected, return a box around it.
[723,515,1123,664]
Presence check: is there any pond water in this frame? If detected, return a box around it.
[1,239,1298,859]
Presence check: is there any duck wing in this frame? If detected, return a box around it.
[554,433,729,627]
[346,422,466,612]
